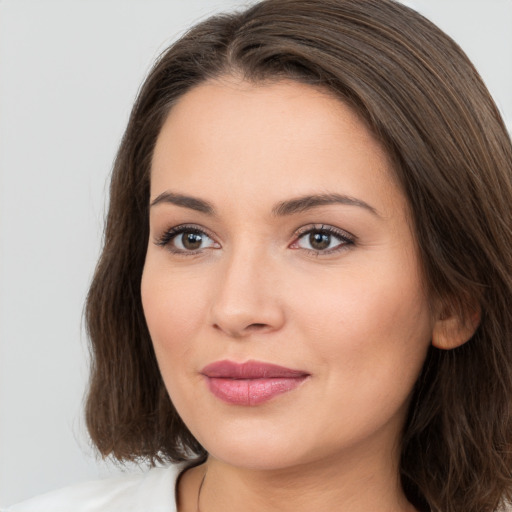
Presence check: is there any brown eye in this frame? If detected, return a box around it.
[181,232,204,250]
[309,232,331,250]
[156,226,219,253]
[293,226,353,254]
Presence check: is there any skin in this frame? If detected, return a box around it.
[141,77,443,512]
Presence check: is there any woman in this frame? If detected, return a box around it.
[5,0,512,511]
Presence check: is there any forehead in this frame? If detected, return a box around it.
[151,78,404,219]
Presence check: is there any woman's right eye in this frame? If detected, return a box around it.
[155,226,219,254]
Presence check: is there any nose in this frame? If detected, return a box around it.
[209,246,286,339]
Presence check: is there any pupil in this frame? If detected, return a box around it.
[310,232,330,250]
[183,232,202,250]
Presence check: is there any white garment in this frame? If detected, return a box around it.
[1,464,183,512]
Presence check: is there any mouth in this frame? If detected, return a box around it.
[200,360,310,406]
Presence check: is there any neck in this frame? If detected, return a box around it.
[180,447,416,512]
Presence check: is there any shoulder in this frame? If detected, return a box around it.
[1,464,184,512]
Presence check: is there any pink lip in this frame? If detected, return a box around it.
[201,360,310,406]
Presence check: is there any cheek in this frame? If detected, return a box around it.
[140,259,207,371]
[294,251,432,394]
[141,260,214,426]
[285,258,432,451]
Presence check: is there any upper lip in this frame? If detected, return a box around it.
[201,360,309,379]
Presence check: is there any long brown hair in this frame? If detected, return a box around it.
[85,1,512,510]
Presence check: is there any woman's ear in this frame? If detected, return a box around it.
[431,302,481,350]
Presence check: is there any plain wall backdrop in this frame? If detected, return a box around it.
[1,0,511,506]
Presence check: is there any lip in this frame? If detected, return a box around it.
[201,360,310,406]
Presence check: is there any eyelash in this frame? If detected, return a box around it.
[291,224,355,256]
[154,224,355,257]
[154,224,219,255]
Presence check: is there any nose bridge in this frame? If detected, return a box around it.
[210,238,284,337]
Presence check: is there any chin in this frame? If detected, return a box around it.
[207,442,307,471]
[190,416,322,471]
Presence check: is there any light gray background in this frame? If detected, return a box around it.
[1,0,511,506]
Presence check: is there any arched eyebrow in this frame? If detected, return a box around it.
[150,191,379,217]
[150,192,215,214]
[271,193,379,217]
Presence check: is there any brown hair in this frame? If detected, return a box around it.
[85,1,512,510]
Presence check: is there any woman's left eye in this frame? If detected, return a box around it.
[291,225,354,254]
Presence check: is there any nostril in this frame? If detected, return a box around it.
[247,323,268,330]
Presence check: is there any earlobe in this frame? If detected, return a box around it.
[431,305,481,350]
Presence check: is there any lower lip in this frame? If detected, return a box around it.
[205,376,308,405]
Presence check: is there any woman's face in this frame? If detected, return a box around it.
[141,78,434,471]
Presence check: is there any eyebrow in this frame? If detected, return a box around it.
[150,192,215,214]
[272,193,379,217]
[150,191,379,217]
